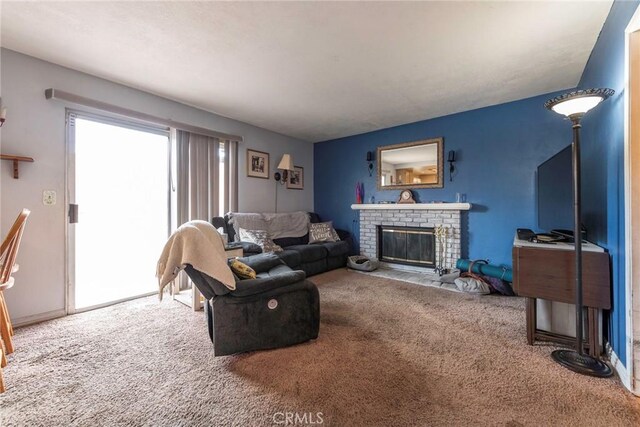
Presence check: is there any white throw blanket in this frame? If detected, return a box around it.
[228,211,310,240]
[156,220,236,299]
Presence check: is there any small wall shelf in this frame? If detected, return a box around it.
[0,154,34,179]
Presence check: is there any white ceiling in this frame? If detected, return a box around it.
[0,1,612,142]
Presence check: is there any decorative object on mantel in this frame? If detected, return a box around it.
[287,165,303,190]
[447,150,456,182]
[544,87,614,378]
[0,154,34,179]
[246,149,269,179]
[274,154,294,184]
[355,182,364,204]
[434,225,450,276]
[366,151,374,177]
[397,189,416,204]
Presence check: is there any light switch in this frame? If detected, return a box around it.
[43,190,56,206]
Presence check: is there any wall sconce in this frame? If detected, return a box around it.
[0,108,6,127]
[274,154,294,185]
[447,150,456,182]
[366,151,374,177]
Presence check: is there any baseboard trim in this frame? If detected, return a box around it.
[606,342,635,394]
[12,308,67,328]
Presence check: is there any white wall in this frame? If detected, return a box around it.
[0,49,314,323]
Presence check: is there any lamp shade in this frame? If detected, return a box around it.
[277,154,294,171]
[544,88,614,118]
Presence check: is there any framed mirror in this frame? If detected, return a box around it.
[377,137,443,190]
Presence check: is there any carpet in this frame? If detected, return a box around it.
[1,269,638,426]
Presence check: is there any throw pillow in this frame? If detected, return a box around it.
[309,222,340,244]
[239,228,283,253]
[228,259,257,280]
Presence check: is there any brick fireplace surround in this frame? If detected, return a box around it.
[351,203,472,271]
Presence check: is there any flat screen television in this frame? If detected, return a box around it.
[537,145,573,232]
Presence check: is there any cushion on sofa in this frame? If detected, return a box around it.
[239,253,285,273]
[228,213,268,241]
[239,228,283,253]
[309,222,340,243]
[236,241,263,255]
[321,240,350,257]
[285,244,328,263]
[274,235,308,247]
[228,259,256,279]
[184,265,231,298]
[277,249,302,268]
[231,270,306,297]
[300,259,328,277]
[259,263,293,277]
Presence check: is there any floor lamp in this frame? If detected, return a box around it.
[544,88,615,377]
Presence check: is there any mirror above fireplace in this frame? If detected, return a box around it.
[377,137,443,190]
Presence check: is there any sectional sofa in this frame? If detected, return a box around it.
[212,212,353,277]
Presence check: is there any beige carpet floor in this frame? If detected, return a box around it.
[1,269,639,426]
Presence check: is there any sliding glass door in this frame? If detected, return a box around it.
[67,112,170,311]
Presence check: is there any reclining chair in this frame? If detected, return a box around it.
[185,253,320,356]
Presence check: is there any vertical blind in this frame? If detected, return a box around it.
[176,130,238,225]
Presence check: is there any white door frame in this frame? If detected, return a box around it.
[65,109,76,315]
[65,108,170,314]
[623,4,640,395]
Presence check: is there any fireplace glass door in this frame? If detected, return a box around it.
[378,226,435,267]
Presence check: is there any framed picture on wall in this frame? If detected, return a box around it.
[246,149,269,179]
[287,166,304,190]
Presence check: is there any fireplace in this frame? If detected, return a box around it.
[377,225,436,268]
[353,203,469,271]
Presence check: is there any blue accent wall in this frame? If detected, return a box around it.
[314,90,574,267]
[578,0,639,368]
[314,0,639,369]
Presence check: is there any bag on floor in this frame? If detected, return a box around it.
[454,260,491,295]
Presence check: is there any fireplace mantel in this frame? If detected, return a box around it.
[351,203,471,211]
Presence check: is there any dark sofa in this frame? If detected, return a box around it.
[185,253,319,356]
[212,212,353,277]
